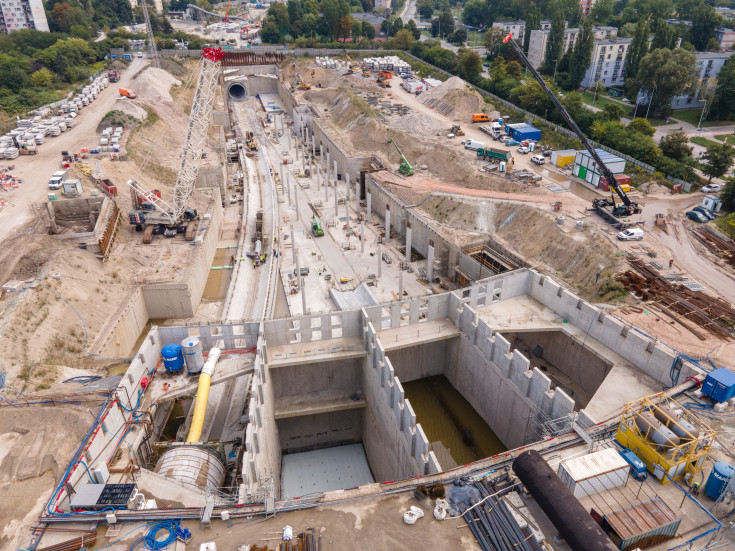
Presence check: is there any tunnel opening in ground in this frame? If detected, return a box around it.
[228,82,247,101]
[503,330,613,408]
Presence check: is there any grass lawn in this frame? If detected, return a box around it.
[580,91,634,117]
[670,109,733,127]
[690,136,721,148]
[714,134,735,142]
[715,213,735,239]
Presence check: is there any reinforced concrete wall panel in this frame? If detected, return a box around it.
[386,340,450,383]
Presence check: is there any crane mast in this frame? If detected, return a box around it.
[141,0,160,69]
[502,33,640,215]
[127,48,224,235]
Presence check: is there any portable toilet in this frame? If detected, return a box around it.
[499,161,506,172]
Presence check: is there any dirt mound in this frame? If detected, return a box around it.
[421,76,488,122]
[133,67,181,103]
[159,57,189,78]
[389,111,445,136]
[110,99,148,121]
[108,60,128,71]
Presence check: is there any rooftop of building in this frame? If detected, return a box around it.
[594,37,633,45]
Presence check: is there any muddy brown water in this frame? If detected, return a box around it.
[402,375,506,468]
[202,247,236,301]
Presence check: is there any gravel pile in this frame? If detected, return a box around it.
[111,98,148,121]
[134,67,181,103]
[390,112,445,135]
[420,76,467,105]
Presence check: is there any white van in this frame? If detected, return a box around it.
[617,228,644,241]
[463,139,485,151]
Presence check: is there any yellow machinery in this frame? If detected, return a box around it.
[615,392,715,485]
[346,54,360,73]
[296,73,311,90]
[245,130,257,151]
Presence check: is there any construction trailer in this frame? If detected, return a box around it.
[573,149,626,188]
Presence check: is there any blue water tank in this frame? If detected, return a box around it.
[705,462,734,500]
[701,367,735,403]
[161,344,184,373]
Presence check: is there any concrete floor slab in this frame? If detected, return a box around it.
[267,335,366,368]
[274,389,366,419]
[281,443,374,498]
[583,362,662,421]
[477,295,565,331]
[378,318,459,352]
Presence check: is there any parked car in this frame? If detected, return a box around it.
[531,155,545,165]
[517,146,530,154]
[700,184,721,193]
[686,210,709,223]
[692,206,717,220]
[617,228,644,241]
[137,52,143,58]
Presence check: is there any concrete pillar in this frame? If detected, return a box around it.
[345,172,350,219]
[286,171,291,206]
[316,167,320,192]
[367,192,372,224]
[360,221,365,253]
[302,142,306,171]
[354,177,360,216]
[405,224,412,263]
[290,224,296,264]
[312,133,316,157]
[294,179,300,220]
[45,203,58,233]
[385,206,390,244]
[427,241,435,284]
[325,168,329,202]
[295,138,299,160]
[286,124,291,150]
[334,179,339,216]
[321,145,324,171]
[399,269,403,301]
[296,249,306,315]
[326,151,330,180]
[378,244,382,278]
[333,160,338,185]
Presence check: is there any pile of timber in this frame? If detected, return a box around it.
[691,226,735,267]
[617,256,735,341]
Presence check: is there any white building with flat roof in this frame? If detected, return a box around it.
[671,51,734,109]
[527,26,618,69]
[0,0,48,33]
[580,37,632,88]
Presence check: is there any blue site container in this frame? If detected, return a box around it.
[701,367,735,403]
[619,449,647,481]
[705,462,734,500]
[161,343,184,373]
[504,123,541,142]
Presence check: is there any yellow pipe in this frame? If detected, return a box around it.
[186,347,221,443]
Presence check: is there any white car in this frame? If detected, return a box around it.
[137,52,143,58]
[617,228,644,241]
[517,146,530,154]
[531,155,545,165]
[701,184,721,193]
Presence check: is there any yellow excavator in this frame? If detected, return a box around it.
[346,54,360,74]
[245,130,257,151]
[296,73,311,90]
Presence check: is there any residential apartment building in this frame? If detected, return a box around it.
[580,37,632,88]
[671,51,734,109]
[0,0,48,33]
[127,0,163,13]
[491,19,553,42]
[715,27,735,50]
[527,26,617,69]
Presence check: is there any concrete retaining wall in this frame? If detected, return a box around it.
[263,309,364,347]
[277,409,362,453]
[91,286,149,359]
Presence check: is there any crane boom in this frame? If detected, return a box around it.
[141,0,160,69]
[502,33,638,213]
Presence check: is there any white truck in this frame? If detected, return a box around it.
[48,170,68,190]
[462,139,485,151]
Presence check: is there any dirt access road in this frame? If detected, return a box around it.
[0,57,145,244]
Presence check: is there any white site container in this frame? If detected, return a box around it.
[557,448,630,498]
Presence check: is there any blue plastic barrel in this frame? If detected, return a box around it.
[705,462,734,500]
[161,343,184,373]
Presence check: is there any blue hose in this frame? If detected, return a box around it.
[145,520,180,550]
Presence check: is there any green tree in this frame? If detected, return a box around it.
[523,3,542,53]
[287,0,303,36]
[260,20,282,43]
[570,17,593,89]
[489,56,508,80]
[651,20,677,50]
[418,0,434,19]
[406,19,420,39]
[303,12,318,36]
[711,59,735,120]
[322,0,341,38]
[351,20,362,40]
[720,178,735,211]
[483,26,507,55]
[506,60,522,79]
[659,131,693,160]
[453,27,468,44]
[601,102,624,121]
[702,143,734,184]
[390,16,403,36]
[542,0,565,75]
[31,67,53,87]
[634,48,698,116]
[391,28,414,48]
[267,2,290,33]
[304,0,320,16]
[363,22,376,39]
[462,0,489,27]
[690,1,720,51]
[624,19,649,97]
[457,47,483,81]
[627,117,656,136]
[438,10,454,37]
[589,0,613,24]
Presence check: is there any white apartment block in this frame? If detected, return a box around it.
[0,0,48,33]
[671,51,734,109]
[580,37,632,88]
[527,26,618,69]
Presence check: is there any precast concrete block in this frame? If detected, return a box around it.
[509,349,531,392]
[384,358,396,389]
[550,387,576,418]
[403,399,416,431]
[414,423,430,462]
[527,368,551,404]
[255,403,263,427]
[392,376,404,410]
[577,409,599,428]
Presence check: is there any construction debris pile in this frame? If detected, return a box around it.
[691,226,735,267]
[420,76,491,121]
[617,256,735,340]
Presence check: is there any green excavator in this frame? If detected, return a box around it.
[388,139,414,177]
[311,214,324,237]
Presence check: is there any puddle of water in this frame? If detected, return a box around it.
[402,374,506,467]
[203,248,236,301]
